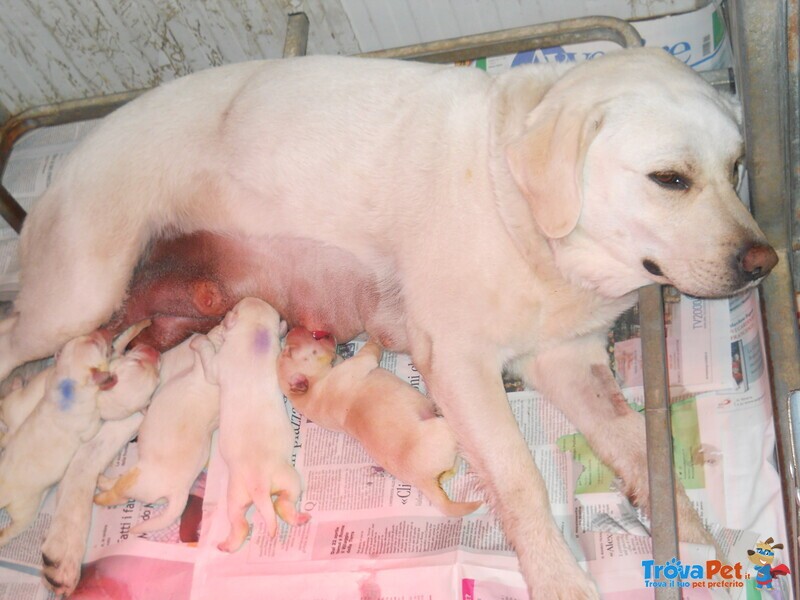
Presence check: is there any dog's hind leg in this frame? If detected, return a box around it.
[0,192,149,380]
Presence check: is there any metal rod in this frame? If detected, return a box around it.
[360,16,642,63]
[0,185,25,234]
[728,1,800,592]
[283,12,310,58]
[639,284,680,600]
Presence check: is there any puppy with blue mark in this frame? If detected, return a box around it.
[0,330,117,547]
[191,297,309,552]
[0,320,152,443]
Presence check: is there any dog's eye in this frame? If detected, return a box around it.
[649,171,690,191]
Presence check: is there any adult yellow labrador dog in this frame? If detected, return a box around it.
[0,48,777,597]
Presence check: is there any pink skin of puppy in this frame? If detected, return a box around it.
[0,331,117,546]
[277,327,482,518]
[94,326,222,534]
[191,298,309,552]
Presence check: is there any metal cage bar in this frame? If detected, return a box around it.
[727,1,800,594]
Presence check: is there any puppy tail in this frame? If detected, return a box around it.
[413,419,481,518]
[421,481,482,518]
[131,492,188,534]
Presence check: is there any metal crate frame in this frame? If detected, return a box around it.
[0,6,797,599]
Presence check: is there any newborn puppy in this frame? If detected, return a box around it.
[278,328,481,517]
[0,331,116,546]
[0,321,152,439]
[41,412,143,596]
[94,326,222,534]
[192,297,308,552]
[97,344,160,420]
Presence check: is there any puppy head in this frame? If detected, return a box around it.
[223,297,281,332]
[505,48,776,299]
[53,330,117,392]
[98,344,161,418]
[277,327,337,397]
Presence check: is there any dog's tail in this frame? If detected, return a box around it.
[419,478,482,518]
[410,419,482,518]
[131,492,189,534]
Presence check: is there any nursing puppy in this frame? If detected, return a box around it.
[0,332,115,546]
[0,320,154,439]
[192,298,308,552]
[94,326,222,534]
[278,328,481,517]
[41,412,143,597]
[96,344,160,421]
[0,49,778,596]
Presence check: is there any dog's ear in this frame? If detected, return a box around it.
[772,543,784,550]
[222,309,238,330]
[289,373,309,394]
[505,104,604,239]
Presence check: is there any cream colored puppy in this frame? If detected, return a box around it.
[0,321,152,441]
[94,326,222,534]
[192,298,308,552]
[278,327,481,517]
[0,331,115,546]
[41,412,143,597]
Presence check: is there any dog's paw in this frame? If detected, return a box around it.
[527,570,599,600]
[41,543,82,597]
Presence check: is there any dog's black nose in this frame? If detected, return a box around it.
[739,243,778,281]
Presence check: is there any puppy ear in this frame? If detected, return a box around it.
[772,543,784,550]
[222,310,238,330]
[505,104,604,239]
[288,373,309,395]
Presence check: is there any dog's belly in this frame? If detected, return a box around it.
[109,232,406,352]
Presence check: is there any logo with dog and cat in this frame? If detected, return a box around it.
[640,537,791,597]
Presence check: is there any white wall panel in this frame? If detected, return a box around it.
[0,0,708,115]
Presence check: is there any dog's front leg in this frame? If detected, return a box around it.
[41,412,143,596]
[416,343,599,599]
[520,332,717,552]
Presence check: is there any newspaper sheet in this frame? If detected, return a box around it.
[0,4,791,598]
[0,288,789,600]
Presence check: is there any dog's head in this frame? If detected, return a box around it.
[277,327,337,398]
[504,48,777,299]
[97,344,161,419]
[53,330,117,396]
[747,538,783,566]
